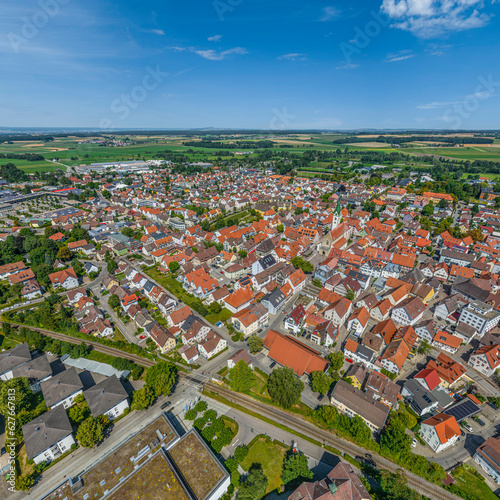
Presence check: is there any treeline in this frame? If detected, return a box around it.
[0,153,45,161]
[333,135,494,145]
[0,163,28,182]
[182,140,274,149]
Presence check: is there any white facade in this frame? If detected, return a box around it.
[104,398,129,420]
[392,306,423,326]
[59,277,79,290]
[474,450,500,485]
[459,303,500,336]
[50,389,83,410]
[33,434,75,465]
[420,423,459,453]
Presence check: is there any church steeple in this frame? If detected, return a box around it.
[331,199,341,230]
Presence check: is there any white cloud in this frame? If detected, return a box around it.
[278,53,307,61]
[149,29,165,35]
[165,45,247,60]
[208,35,222,42]
[381,0,494,37]
[417,100,460,109]
[321,6,341,21]
[385,50,415,62]
[335,62,360,69]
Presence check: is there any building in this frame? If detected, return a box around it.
[330,380,390,434]
[284,305,306,334]
[458,301,500,336]
[48,267,79,290]
[469,344,500,377]
[83,375,129,420]
[223,286,254,314]
[420,413,460,453]
[474,437,500,485]
[391,296,426,326]
[0,343,31,381]
[22,405,75,465]
[261,288,287,315]
[40,367,84,409]
[263,329,328,377]
[289,462,371,500]
[427,353,467,388]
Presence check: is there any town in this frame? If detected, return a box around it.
[0,136,500,500]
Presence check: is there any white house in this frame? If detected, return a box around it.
[84,375,129,420]
[474,437,500,485]
[40,367,84,409]
[458,301,500,337]
[198,331,227,359]
[22,405,75,465]
[391,297,425,326]
[420,413,460,453]
[48,267,79,290]
[0,343,32,381]
[469,344,500,377]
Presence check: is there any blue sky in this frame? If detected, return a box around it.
[1,0,500,130]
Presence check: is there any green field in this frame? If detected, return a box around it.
[404,145,500,161]
[448,466,497,500]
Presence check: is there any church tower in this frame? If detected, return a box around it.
[331,199,342,230]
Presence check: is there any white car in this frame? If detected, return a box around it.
[411,438,417,448]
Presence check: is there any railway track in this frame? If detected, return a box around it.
[0,322,156,367]
[205,382,462,500]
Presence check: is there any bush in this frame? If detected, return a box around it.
[234,445,249,462]
[194,400,207,412]
[185,409,198,420]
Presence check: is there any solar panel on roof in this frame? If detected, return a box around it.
[444,399,480,422]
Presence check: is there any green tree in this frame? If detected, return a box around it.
[102,189,111,199]
[131,386,155,411]
[67,396,90,423]
[238,250,248,258]
[56,245,72,261]
[0,377,33,417]
[437,198,449,209]
[310,370,333,395]
[418,339,432,356]
[121,227,134,238]
[277,224,284,233]
[209,301,222,314]
[282,452,313,485]
[229,360,254,393]
[326,351,344,371]
[108,294,120,309]
[237,464,268,500]
[234,445,249,462]
[268,366,304,409]
[345,289,355,301]
[225,457,239,473]
[247,335,263,354]
[76,416,104,448]
[145,361,178,397]
[168,261,180,273]
[422,201,434,217]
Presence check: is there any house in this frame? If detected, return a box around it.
[310,321,338,347]
[21,279,42,300]
[391,296,425,326]
[344,362,367,389]
[284,305,306,334]
[364,371,400,409]
[261,288,287,315]
[342,339,378,370]
[263,329,329,377]
[223,286,254,314]
[469,344,500,377]
[426,353,467,388]
[432,331,462,354]
[324,298,352,326]
[420,413,460,453]
[227,349,253,370]
[149,323,177,353]
[67,287,86,305]
[347,307,370,336]
[12,354,52,392]
[198,331,227,358]
[48,267,79,290]
[330,380,390,434]
[40,367,84,409]
[0,343,31,381]
[121,293,139,311]
[252,254,277,275]
[22,405,75,465]
[289,462,371,500]
[179,345,200,364]
[168,305,192,328]
[83,261,99,275]
[84,375,129,420]
[474,437,500,485]
[231,303,269,337]
[287,268,306,293]
[380,339,409,375]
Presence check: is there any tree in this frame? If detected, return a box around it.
[67,396,90,423]
[238,250,248,258]
[422,201,434,217]
[267,366,304,409]
[310,371,333,395]
[121,227,134,238]
[209,301,222,314]
[471,203,480,216]
[247,335,263,354]
[102,189,111,199]
[2,322,11,336]
[225,457,239,473]
[282,452,313,485]
[56,245,72,261]
[76,416,104,448]
[326,351,344,371]
[108,294,120,309]
[345,289,355,301]
[291,256,313,274]
[437,198,449,209]
[131,386,155,411]
[417,339,432,356]
[234,445,249,462]
[145,361,178,397]
[168,261,180,273]
[237,464,268,500]
[229,360,254,393]
[277,224,284,233]
[0,377,33,417]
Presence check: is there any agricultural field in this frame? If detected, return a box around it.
[403,145,500,161]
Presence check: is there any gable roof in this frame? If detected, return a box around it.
[422,413,460,444]
[84,375,128,417]
[22,405,73,460]
[263,329,328,377]
[0,342,31,375]
[41,367,83,407]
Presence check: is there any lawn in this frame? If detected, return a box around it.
[449,466,497,500]
[240,436,288,494]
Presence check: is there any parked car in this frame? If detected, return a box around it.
[139,335,147,339]
[216,322,223,327]
[464,424,474,432]
[318,394,324,402]
[487,401,499,411]
[476,418,486,427]
[411,438,417,448]
[161,401,171,410]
